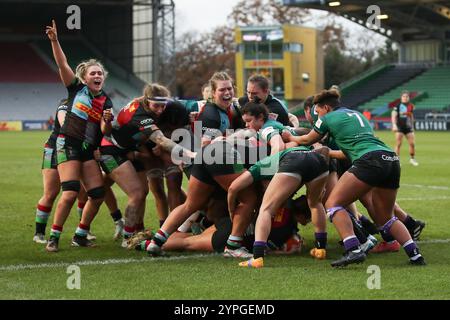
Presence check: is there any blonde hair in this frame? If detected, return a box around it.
[209,71,234,93]
[75,59,108,83]
[142,83,171,100]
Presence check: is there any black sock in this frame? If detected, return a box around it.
[349,213,368,243]
[403,215,417,232]
[359,215,379,235]
[253,241,266,259]
[110,210,123,222]
[35,223,46,235]
[380,230,395,242]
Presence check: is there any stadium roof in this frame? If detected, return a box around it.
[0,0,153,5]
[283,0,450,42]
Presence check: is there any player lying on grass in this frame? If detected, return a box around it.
[134,195,312,256]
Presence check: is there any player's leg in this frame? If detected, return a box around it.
[371,188,425,265]
[147,176,215,256]
[108,161,146,246]
[241,173,301,268]
[73,159,105,247]
[405,132,418,166]
[148,173,169,227]
[306,173,329,260]
[46,160,81,252]
[214,173,257,259]
[34,168,60,243]
[325,171,371,267]
[394,132,404,156]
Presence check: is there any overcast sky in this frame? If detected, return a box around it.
[173,0,387,48]
[174,0,239,34]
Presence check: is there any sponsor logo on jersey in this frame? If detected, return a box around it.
[75,102,102,122]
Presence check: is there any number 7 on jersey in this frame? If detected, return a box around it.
[347,112,365,127]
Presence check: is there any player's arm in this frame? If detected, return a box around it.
[46,20,75,87]
[268,134,285,155]
[283,129,324,146]
[227,171,254,218]
[391,109,398,132]
[329,149,347,160]
[293,127,311,136]
[225,129,257,142]
[101,109,113,135]
[100,100,114,135]
[56,105,68,127]
[149,129,196,160]
[288,113,300,128]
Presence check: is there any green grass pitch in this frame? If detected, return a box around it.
[0,131,449,300]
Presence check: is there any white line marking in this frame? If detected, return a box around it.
[1,240,449,272]
[417,239,450,244]
[0,253,218,272]
[397,196,450,201]
[403,184,450,190]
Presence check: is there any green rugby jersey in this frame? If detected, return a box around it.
[309,105,320,125]
[178,99,201,113]
[310,105,339,150]
[248,146,311,181]
[314,107,392,162]
[258,119,297,144]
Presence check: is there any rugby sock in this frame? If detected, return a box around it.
[50,224,63,239]
[35,204,51,235]
[226,235,243,250]
[141,240,152,251]
[314,232,328,249]
[349,213,369,243]
[403,240,422,261]
[77,202,86,220]
[253,241,266,259]
[152,229,170,247]
[110,209,122,222]
[359,215,379,235]
[343,236,361,252]
[380,229,396,243]
[123,225,136,239]
[75,223,89,238]
[403,215,417,231]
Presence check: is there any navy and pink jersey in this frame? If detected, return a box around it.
[60,79,113,147]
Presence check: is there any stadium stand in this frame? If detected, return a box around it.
[0,38,142,121]
[0,42,59,83]
[361,64,450,113]
[340,64,427,109]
